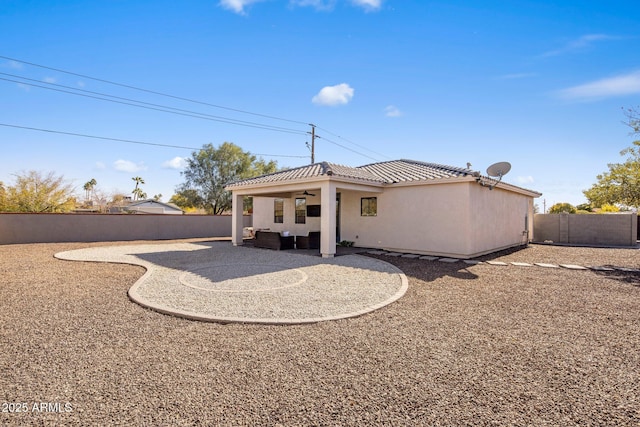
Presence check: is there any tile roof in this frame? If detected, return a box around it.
[358,159,471,183]
[227,159,472,188]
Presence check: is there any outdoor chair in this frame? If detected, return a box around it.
[296,231,320,249]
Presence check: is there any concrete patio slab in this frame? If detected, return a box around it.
[588,266,615,271]
[560,264,588,270]
[55,242,408,325]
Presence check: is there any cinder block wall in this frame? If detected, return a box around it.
[533,213,637,247]
[0,213,253,244]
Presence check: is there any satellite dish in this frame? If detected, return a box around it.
[478,161,511,190]
[486,161,511,178]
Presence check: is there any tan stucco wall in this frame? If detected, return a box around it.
[339,183,471,257]
[0,213,252,244]
[338,182,532,257]
[467,184,532,255]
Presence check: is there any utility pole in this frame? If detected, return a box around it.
[309,124,316,164]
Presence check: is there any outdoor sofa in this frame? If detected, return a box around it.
[253,230,294,250]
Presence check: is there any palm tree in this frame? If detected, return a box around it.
[131,176,145,201]
[83,178,97,201]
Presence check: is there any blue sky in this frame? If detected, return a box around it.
[1,0,639,209]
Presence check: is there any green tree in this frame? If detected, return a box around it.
[583,140,640,208]
[624,106,639,134]
[131,176,146,201]
[177,142,277,215]
[169,189,202,210]
[0,170,76,212]
[584,108,640,208]
[576,203,593,212]
[548,202,577,214]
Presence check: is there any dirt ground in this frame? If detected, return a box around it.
[1,240,639,426]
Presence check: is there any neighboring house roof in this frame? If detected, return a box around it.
[125,199,184,214]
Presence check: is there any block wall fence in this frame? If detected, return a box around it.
[0,213,253,244]
[533,213,637,247]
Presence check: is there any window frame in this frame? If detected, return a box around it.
[360,197,377,217]
[295,197,306,224]
[274,198,284,223]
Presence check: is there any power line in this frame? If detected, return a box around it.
[0,74,308,136]
[315,124,391,160]
[0,123,309,158]
[316,134,380,162]
[1,55,393,162]
[1,55,309,126]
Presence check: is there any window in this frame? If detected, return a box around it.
[295,198,306,224]
[361,197,377,216]
[274,199,284,223]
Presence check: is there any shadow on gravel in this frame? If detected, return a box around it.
[594,269,640,286]
[364,254,479,283]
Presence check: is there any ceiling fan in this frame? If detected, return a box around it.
[297,190,316,196]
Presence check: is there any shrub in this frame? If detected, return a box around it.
[548,202,577,214]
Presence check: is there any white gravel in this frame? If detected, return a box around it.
[55,242,408,324]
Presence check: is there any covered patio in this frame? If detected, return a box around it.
[228,162,384,258]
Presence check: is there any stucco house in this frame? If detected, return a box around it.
[227,159,541,259]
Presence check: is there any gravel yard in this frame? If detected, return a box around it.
[1,240,639,426]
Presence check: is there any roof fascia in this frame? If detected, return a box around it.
[227,175,384,196]
[388,176,542,198]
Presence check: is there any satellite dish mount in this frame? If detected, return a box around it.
[477,161,511,190]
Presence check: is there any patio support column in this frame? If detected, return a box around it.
[320,181,337,258]
[231,192,244,247]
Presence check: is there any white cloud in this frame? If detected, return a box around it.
[162,157,187,169]
[43,77,56,84]
[351,0,382,11]
[312,83,354,106]
[384,105,402,117]
[557,70,640,101]
[113,159,147,173]
[541,34,616,58]
[95,161,106,170]
[218,0,264,14]
[517,176,535,184]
